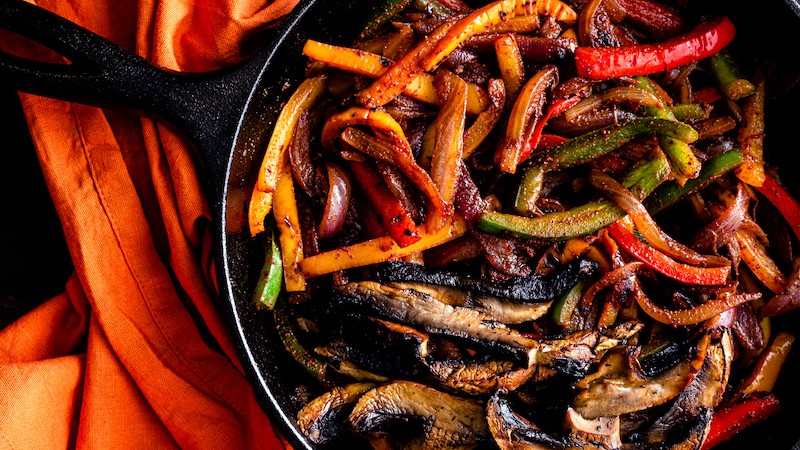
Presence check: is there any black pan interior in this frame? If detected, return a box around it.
[217,0,800,449]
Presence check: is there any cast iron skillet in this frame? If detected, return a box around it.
[1,0,799,448]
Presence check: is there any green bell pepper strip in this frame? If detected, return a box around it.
[552,279,588,326]
[413,0,452,17]
[479,150,742,241]
[538,118,698,171]
[252,230,283,310]
[646,150,744,214]
[361,0,415,39]
[514,165,545,215]
[634,76,701,182]
[668,103,710,122]
[274,299,328,382]
[710,49,755,101]
[479,155,671,241]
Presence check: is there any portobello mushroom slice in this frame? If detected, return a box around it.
[638,330,734,449]
[349,380,489,450]
[573,333,711,419]
[324,315,431,377]
[335,282,640,369]
[334,281,542,365]
[297,382,376,445]
[372,259,597,303]
[388,281,551,324]
[487,392,568,449]
[564,408,622,450]
[427,358,536,395]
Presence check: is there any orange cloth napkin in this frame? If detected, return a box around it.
[0,0,299,448]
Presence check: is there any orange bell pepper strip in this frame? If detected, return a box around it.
[420,0,518,72]
[273,164,306,292]
[248,75,327,235]
[348,161,421,248]
[298,216,468,278]
[735,77,765,187]
[608,222,730,285]
[356,18,457,109]
[302,40,489,115]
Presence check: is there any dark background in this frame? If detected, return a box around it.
[0,87,72,329]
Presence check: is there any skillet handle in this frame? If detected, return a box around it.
[0,0,270,200]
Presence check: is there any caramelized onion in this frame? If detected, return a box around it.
[634,282,759,326]
[691,183,749,252]
[590,169,729,267]
[761,266,800,317]
[318,162,352,239]
[580,262,646,312]
[564,87,662,122]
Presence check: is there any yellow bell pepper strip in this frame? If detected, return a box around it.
[298,216,468,278]
[248,76,327,235]
[701,393,781,450]
[538,117,698,172]
[740,332,795,396]
[575,17,736,79]
[755,174,800,243]
[710,49,755,101]
[515,0,578,24]
[429,71,468,231]
[609,222,731,286]
[248,189,273,236]
[462,79,506,159]
[339,127,446,217]
[358,18,458,109]
[494,34,525,102]
[735,77,765,187]
[420,0,518,71]
[560,27,577,41]
[321,107,410,152]
[485,14,540,34]
[348,161,422,248]
[273,165,306,292]
[480,154,670,241]
[252,230,283,310]
[497,65,559,174]
[302,40,489,115]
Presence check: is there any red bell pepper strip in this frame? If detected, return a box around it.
[694,86,723,104]
[519,96,582,164]
[608,222,730,285]
[575,16,736,79]
[755,174,800,243]
[348,161,421,248]
[535,133,569,151]
[701,394,781,449]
